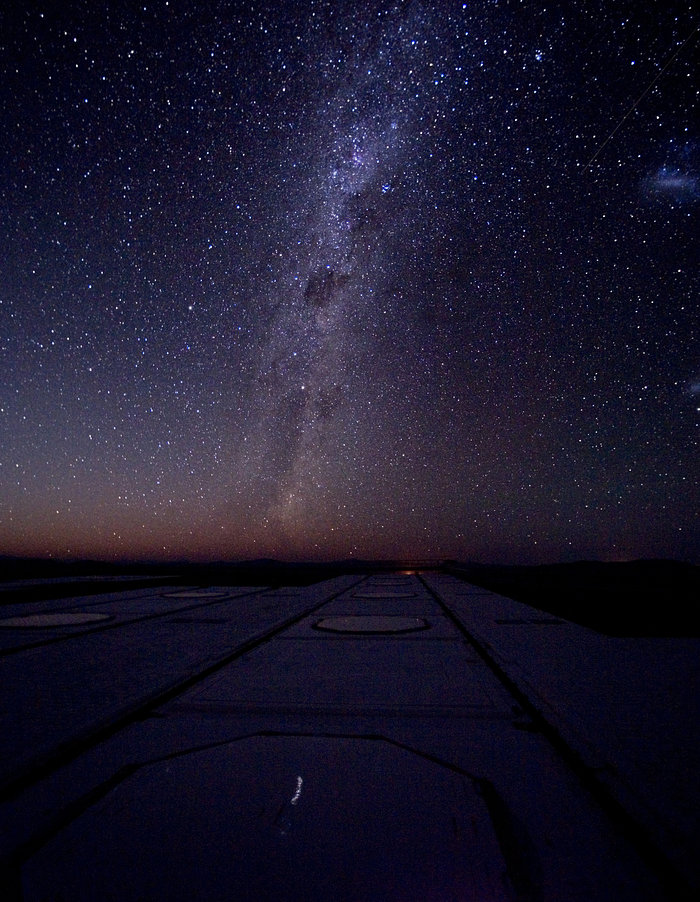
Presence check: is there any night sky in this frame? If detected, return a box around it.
[1,1,698,563]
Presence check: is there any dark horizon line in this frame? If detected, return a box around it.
[1,552,697,571]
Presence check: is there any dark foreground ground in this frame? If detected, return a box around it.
[2,556,698,636]
[448,559,700,637]
[1,563,698,898]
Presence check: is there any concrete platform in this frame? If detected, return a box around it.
[423,572,700,891]
[1,573,697,899]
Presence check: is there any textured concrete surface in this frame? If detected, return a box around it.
[1,572,696,900]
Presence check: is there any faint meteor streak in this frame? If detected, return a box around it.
[583,26,698,173]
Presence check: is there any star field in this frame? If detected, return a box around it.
[1,1,698,563]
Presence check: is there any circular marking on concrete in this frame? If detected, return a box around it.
[352,591,417,598]
[0,612,113,628]
[314,616,429,634]
[162,590,229,598]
